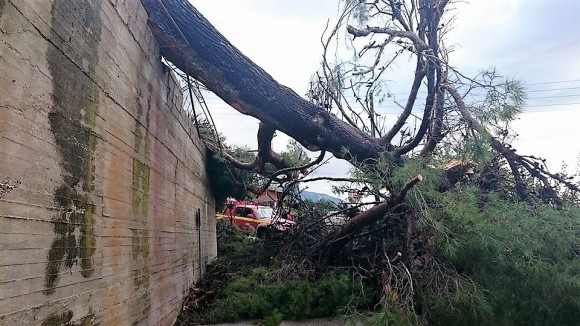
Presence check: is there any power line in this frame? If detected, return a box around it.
[525,79,580,86]
[204,94,580,111]
[526,102,580,108]
[335,82,580,98]
[526,86,580,93]
[526,94,580,100]
[201,87,580,105]
[208,100,580,112]
[200,82,580,117]
[340,90,580,99]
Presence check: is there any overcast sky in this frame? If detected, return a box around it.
[190,0,580,196]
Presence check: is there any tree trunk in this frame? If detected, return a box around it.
[141,0,387,161]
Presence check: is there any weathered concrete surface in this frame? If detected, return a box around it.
[0,0,216,324]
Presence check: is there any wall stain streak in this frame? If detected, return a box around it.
[131,126,152,319]
[41,310,73,326]
[0,0,5,19]
[130,77,153,321]
[41,310,93,326]
[44,0,102,295]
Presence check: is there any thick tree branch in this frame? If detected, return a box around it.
[393,66,436,156]
[436,0,451,21]
[256,122,279,171]
[268,150,326,180]
[224,154,254,170]
[444,83,578,203]
[142,0,387,162]
[445,83,537,201]
[206,122,283,173]
[506,158,532,200]
[389,0,412,32]
[422,70,447,155]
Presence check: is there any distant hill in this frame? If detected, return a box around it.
[300,190,342,204]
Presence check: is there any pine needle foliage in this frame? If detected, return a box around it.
[425,188,580,325]
[400,166,580,325]
[343,154,580,325]
[182,221,372,325]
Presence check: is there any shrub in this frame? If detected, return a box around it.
[206,273,365,324]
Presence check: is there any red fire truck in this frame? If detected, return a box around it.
[216,200,294,238]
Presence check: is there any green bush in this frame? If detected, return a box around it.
[206,273,365,324]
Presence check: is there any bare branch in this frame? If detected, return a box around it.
[346,25,429,50]
[268,150,327,180]
[381,59,425,146]
[444,82,579,203]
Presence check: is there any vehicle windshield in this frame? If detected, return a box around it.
[255,207,273,219]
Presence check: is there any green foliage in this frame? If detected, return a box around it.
[345,151,580,325]
[206,150,251,210]
[302,198,338,215]
[420,185,580,325]
[214,220,274,269]
[258,309,283,326]
[425,277,493,326]
[365,309,419,326]
[206,139,313,210]
[344,0,371,25]
[282,139,310,168]
[348,151,400,191]
[468,68,526,129]
[452,133,492,163]
[208,139,580,326]
[391,157,442,191]
[206,273,364,324]
[194,221,372,325]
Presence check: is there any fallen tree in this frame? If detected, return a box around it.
[142,0,384,163]
[142,2,580,323]
[143,2,576,249]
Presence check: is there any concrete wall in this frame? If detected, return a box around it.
[0,0,217,324]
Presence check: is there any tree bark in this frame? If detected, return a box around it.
[141,0,387,161]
